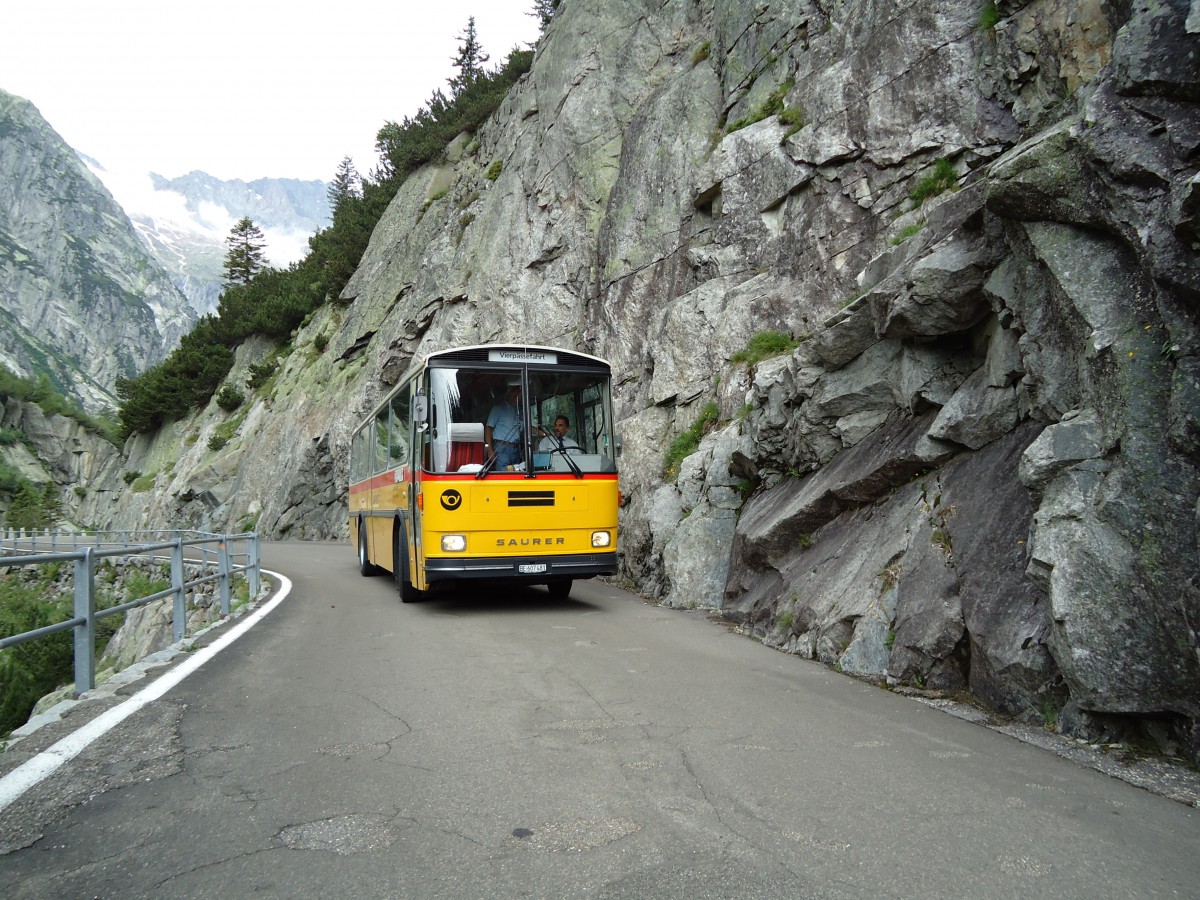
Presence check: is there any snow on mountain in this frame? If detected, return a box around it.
[87,162,331,316]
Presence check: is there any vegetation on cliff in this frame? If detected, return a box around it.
[114,44,534,440]
[0,562,141,737]
[0,371,118,528]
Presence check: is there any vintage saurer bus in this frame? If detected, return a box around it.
[348,344,620,600]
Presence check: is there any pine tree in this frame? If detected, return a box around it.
[40,483,61,529]
[5,482,48,531]
[531,0,559,30]
[327,156,361,216]
[449,17,490,97]
[222,216,268,287]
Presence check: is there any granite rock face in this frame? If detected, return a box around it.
[75,0,1200,758]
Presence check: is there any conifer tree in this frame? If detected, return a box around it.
[531,0,559,30]
[40,483,61,529]
[327,156,362,215]
[449,17,490,97]
[222,216,267,287]
[5,482,48,530]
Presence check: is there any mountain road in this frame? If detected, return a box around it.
[0,540,1196,898]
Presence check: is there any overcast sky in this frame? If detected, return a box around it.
[1,1,543,184]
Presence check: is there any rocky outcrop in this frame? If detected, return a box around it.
[713,0,1200,757]
[0,90,195,411]
[78,0,1200,758]
[0,396,123,525]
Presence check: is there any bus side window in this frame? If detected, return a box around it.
[375,408,390,473]
[349,430,360,482]
[390,390,411,466]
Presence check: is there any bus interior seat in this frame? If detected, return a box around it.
[449,421,485,470]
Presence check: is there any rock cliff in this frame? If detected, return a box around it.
[79,0,1200,758]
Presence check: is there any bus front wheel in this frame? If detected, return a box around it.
[358,520,380,576]
[395,528,424,603]
[548,579,573,600]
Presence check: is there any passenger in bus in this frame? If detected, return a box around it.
[538,416,579,452]
[485,381,525,468]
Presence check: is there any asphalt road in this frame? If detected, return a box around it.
[0,541,1196,898]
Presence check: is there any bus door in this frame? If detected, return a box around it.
[410,387,430,582]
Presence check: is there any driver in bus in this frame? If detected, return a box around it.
[538,415,579,452]
[485,381,525,469]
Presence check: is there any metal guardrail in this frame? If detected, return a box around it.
[0,529,262,696]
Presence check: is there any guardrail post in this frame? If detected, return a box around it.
[248,534,261,598]
[218,539,231,617]
[172,537,186,643]
[73,547,96,696]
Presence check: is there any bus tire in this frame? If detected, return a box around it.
[548,579,572,600]
[358,520,380,576]
[395,526,423,603]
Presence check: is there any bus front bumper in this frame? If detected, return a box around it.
[425,551,618,584]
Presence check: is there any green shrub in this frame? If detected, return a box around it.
[779,106,804,139]
[0,579,73,736]
[890,222,924,245]
[731,330,801,366]
[208,413,243,453]
[3,482,59,531]
[664,402,720,480]
[215,385,245,412]
[0,459,29,497]
[726,79,796,134]
[0,427,27,446]
[247,362,277,391]
[909,159,958,206]
[130,473,157,493]
[485,160,503,180]
[979,2,1001,29]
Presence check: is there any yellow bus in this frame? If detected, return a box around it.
[348,344,620,601]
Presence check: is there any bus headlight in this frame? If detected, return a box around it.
[591,531,612,548]
[441,534,467,552]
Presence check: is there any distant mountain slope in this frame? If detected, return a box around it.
[0,89,196,411]
[149,170,329,235]
[89,167,331,317]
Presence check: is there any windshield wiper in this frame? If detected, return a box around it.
[476,453,498,479]
[549,437,584,478]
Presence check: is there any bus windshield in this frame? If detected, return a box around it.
[423,365,618,476]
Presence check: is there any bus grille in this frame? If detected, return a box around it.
[508,490,555,507]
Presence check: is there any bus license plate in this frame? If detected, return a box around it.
[519,563,547,574]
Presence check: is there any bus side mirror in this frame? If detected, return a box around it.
[414,396,428,423]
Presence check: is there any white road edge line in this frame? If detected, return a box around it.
[0,569,292,814]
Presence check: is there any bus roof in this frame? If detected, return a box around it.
[420,343,610,370]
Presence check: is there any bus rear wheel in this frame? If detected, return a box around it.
[547,579,573,600]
